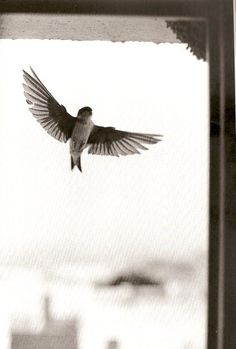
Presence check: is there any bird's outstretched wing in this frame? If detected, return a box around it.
[87,125,162,156]
[23,67,76,142]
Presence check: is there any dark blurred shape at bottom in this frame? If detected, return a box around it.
[11,295,78,349]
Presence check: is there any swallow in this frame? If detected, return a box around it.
[22,67,162,172]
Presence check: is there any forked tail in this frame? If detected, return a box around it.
[71,156,82,172]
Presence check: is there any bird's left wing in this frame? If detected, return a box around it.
[87,125,162,156]
[23,67,76,142]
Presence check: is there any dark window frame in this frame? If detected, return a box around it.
[0,1,235,348]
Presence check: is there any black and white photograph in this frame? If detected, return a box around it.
[0,3,235,349]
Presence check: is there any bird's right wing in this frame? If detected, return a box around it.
[23,67,76,142]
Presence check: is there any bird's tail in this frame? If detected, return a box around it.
[71,155,82,172]
[71,157,75,171]
[77,156,82,172]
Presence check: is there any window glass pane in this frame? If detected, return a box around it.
[0,16,208,349]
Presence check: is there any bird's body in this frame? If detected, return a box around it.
[70,117,94,171]
[22,67,162,172]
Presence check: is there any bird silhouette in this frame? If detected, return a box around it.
[23,67,162,172]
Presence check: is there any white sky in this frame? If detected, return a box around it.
[0,40,209,268]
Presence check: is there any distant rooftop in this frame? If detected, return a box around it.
[11,296,78,349]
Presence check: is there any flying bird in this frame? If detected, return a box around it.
[23,67,162,172]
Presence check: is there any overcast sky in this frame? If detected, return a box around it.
[0,39,209,269]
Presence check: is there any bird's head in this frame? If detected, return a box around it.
[77,106,93,119]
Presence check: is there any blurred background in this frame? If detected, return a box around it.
[0,39,208,349]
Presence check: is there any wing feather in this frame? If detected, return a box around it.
[114,141,128,156]
[121,139,140,154]
[111,142,119,155]
[100,143,105,155]
[23,84,48,101]
[126,137,148,150]
[110,143,119,157]
[30,104,49,110]
[104,143,109,155]
[93,143,99,154]
[24,91,46,105]
[23,69,53,97]
[97,143,102,155]
[119,140,136,155]
[107,143,114,156]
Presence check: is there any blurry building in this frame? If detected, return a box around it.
[11,296,78,349]
[106,339,120,349]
